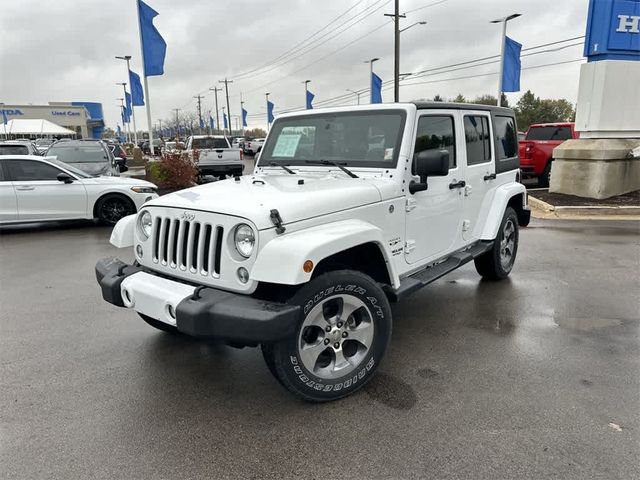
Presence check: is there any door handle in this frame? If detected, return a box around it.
[483,173,497,181]
[448,180,466,189]
[15,186,35,191]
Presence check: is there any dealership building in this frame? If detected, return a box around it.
[1,102,105,138]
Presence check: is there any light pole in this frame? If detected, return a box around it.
[400,21,426,33]
[364,58,380,103]
[115,55,138,144]
[346,89,362,105]
[219,79,233,135]
[209,87,221,134]
[491,13,521,107]
[303,80,311,109]
[384,0,405,103]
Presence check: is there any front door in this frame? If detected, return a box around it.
[405,112,464,265]
[7,159,87,221]
[460,112,496,241]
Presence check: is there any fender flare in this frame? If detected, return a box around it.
[251,219,400,288]
[110,214,136,248]
[480,183,527,240]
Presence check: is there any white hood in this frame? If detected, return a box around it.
[146,173,397,230]
[82,176,156,188]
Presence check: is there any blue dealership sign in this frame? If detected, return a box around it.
[585,0,640,61]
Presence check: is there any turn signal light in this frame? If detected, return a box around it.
[303,260,314,273]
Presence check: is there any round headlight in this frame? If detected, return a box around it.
[138,210,153,239]
[234,224,255,258]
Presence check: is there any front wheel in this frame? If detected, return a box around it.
[474,207,519,280]
[96,194,136,226]
[261,270,392,402]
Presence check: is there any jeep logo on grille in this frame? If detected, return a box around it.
[180,211,195,221]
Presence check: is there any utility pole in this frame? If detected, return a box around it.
[209,87,221,133]
[219,78,233,135]
[173,108,181,140]
[384,1,405,102]
[194,95,204,132]
[115,55,139,143]
[491,13,522,106]
[158,119,163,138]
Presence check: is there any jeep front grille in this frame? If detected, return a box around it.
[151,216,223,277]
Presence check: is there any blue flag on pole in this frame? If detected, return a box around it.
[502,36,522,92]
[223,113,228,129]
[242,108,248,127]
[209,115,215,130]
[371,73,383,104]
[267,101,275,123]
[306,90,315,109]
[138,0,167,76]
[2,109,7,125]
[129,70,145,106]
[125,92,133,119]
[199,117,205,129]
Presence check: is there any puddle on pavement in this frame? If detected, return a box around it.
[553,317,623,330]
[365,373,417,410]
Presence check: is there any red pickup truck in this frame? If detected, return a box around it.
[518,122,579,187]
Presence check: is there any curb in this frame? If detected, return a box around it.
[528,195,640,220]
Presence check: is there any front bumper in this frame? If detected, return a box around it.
[95,257,300,345]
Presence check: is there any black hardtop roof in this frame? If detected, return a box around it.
[413,101,515,115]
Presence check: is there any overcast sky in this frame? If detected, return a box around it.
[1,0,588,132]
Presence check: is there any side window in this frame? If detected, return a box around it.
[414,115,456,169]
[464,115,492,165]
[494,116,518,159]
[7,160,62,181]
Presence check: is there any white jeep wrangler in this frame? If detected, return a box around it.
[96,103,530,402]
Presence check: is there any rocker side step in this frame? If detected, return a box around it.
[386,241,494,302]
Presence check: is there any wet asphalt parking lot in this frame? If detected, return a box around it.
[1,218,639,479]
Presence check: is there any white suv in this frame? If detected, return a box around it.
[96,103,530,401]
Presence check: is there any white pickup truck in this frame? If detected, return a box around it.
[96,103,530,402]
[185,135,244,178]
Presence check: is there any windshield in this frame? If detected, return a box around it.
[0,145,29,155]
[191,137,229,149]
[526,126,572,141]
[259,110,406,168]
[45,158,93,178]
[46,144,108,163]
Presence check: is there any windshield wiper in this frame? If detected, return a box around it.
[305,160,358,178]
[269,162,296,174]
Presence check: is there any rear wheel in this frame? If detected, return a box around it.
[474,207,519,280]
[261,270,392,402]
[96,194,136,226]
[538,161,552,187]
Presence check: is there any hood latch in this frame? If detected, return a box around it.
[270,209,286,234]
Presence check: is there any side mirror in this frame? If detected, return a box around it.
[57,172,73,184]
[409,150,450,194]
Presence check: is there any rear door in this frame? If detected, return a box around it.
[405,111,464,264]
[0,160,18,222]
[7,159,88,221]
[460,111,496,241]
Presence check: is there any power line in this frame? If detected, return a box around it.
[230,0,370,80]
[233,0,393,81]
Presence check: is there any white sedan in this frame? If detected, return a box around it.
[0,155,158,226]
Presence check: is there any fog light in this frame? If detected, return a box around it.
[136,244,143,257]
[237,267,249,284]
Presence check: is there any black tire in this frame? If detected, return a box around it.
[138,313,179,334]
[538,161,552,188]
[95,194,136,226]
[261,270,392,402]
[474,207,519,280]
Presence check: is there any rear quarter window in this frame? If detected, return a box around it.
[526,126,573,141]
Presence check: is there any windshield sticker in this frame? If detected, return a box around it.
[384,148,394,160]
[272,134,301,158]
